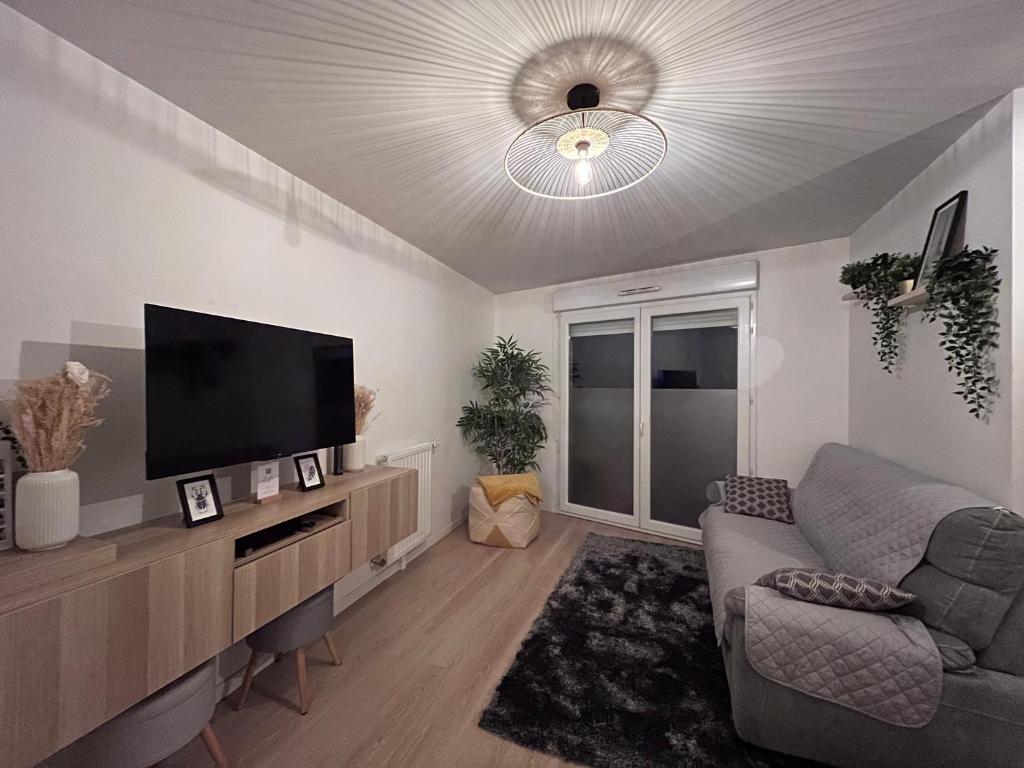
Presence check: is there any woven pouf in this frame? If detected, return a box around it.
[468,485,540,548]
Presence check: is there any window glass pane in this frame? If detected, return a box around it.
[650,312,738,528]
[568,321,633,515]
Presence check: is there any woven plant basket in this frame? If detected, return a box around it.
[468,484,540,548]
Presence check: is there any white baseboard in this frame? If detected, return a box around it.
[552,507,702,545]
[215,512,468,702]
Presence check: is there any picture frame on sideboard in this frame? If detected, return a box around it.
[176,474,225,528]
[294,452,326,492]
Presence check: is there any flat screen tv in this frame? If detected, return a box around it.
[145,304,355,480]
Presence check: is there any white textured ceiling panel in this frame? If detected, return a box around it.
[6,0,1024,291]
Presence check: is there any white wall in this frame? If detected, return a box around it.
[848,96,1013,504]
[494,238,851,506]
[0,6,493,534]
[0,6,494,696]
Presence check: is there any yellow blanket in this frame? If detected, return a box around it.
[477,472,542,507]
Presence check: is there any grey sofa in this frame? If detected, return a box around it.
[701,443,1024,768]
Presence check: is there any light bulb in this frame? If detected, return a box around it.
[574,140,593,187]
[574,157,593,187]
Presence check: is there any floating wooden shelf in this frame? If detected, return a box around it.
[233,507,346,567]
[887,287,928,307]
[843,288,928,307]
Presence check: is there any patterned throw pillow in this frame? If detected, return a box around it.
[724,474,793,523]
[756,568,916,611]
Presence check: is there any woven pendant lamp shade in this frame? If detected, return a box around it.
[505,108,666,200]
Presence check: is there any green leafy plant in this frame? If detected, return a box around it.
[457,336,550,475]
[840,252,922,373]
[923,246,1001,419]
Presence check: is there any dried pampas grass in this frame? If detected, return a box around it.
[354,384,378,435]
[2,362,111,472]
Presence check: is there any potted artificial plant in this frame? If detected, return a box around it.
[2,362,110,550]
[457,337,549,548]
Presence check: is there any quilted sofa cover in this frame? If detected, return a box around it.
[743,585,941,728]
[701,443,1024,768]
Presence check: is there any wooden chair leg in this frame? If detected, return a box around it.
[294,647,310,715]
[233,650,260,711]
[200,723,232,768]
[323,632,342,666]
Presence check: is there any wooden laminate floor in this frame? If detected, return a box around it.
[166,512,689,768]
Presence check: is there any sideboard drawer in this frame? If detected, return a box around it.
[232,519,351,641]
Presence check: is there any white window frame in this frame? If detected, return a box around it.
[555,291,756,541]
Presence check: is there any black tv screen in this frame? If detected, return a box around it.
[144,304,355,479]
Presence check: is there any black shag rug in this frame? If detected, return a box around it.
[479,533,824,768]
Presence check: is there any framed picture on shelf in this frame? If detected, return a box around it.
[294,452,325,492]
[175,474,224,528]
[915,190,967,288]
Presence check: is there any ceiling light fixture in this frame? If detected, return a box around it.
[505,82,666,200]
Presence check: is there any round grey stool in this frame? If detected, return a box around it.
[70,657,230,767]
[235,586,341,715]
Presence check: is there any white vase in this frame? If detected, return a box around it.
[15,469,80,551]
[343,435,366,471]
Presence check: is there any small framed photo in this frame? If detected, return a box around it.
[916,190,967,288]
[294,452,325,492]
[176,474,224,528]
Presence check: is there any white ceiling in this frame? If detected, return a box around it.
[8,0,1024,292]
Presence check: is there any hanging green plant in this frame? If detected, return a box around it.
[839,252,922,373]
[922,246,1000,419]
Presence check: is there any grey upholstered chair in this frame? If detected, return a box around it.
[69,657,229,767]
[235,586,341,715]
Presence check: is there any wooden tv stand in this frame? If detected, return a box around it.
[0,465,417,768]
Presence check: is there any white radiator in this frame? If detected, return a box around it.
[378,442,435,560]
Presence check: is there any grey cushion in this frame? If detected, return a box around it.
[927,629,975,672]
[700,505,824,640]
[724,475,793,523]
[900,507,1024,652]
[756,567,915,611]
[980,588,1024,674]
[248,586,334,653]
[70,658,216,768]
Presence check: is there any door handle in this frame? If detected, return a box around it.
[640,420,646,437]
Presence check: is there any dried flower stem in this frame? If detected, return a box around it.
[2,363,111,472]
[354,385,378,435]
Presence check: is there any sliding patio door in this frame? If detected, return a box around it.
[559,295,752,541]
